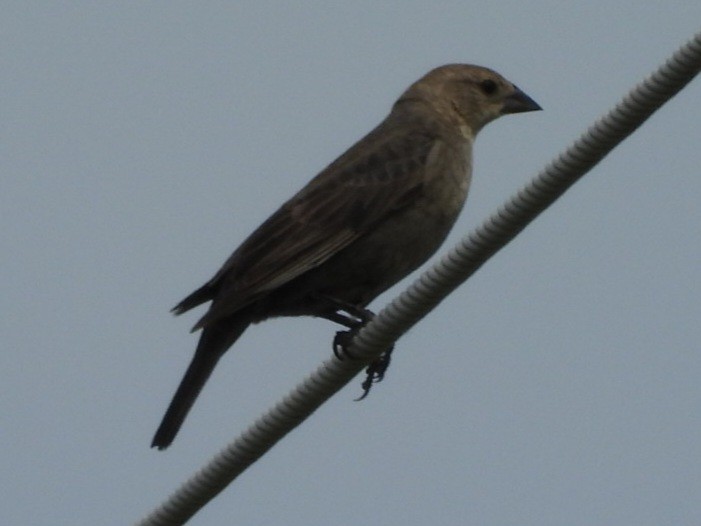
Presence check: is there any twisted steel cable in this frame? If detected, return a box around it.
[136,30,701,526]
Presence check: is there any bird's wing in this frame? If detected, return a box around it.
[193,121,441,328]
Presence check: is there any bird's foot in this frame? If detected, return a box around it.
[317,295,393,399]
[327,301,376,360]
[332,320,394,400]
[333,328,357,360]
[355,346,394,401]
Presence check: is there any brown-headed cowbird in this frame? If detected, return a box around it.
[152,64,540,449]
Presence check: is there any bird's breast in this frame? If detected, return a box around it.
[340,141,473,297]
[421,138,472,220]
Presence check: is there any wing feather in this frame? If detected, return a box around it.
[193,118,440,329]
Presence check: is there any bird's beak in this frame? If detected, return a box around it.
[502,85,542,114]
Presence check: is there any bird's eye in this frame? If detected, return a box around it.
[480,79,498,95]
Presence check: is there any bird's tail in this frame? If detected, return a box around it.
[151,316,251,450]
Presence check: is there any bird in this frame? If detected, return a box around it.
[152,64,541,449]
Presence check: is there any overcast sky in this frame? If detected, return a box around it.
[3,3,701,525]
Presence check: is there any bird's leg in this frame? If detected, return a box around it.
[314,309,365,359]
[314,294,375,326]
[321,310,363,330]
[312,294,375,359]
[328,311,372,361]
[311,293,394,399]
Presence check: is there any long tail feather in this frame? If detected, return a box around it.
[151,316,250,449]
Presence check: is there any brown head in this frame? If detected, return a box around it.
[395,64,541,135]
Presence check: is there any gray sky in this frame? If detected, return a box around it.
[3,3,700,525]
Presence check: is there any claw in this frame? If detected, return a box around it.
[333,330,357,360]
[354,346,394,401]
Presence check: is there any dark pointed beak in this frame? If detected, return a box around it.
[502,85,542,114]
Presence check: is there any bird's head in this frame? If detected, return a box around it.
[398,64,541,136]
